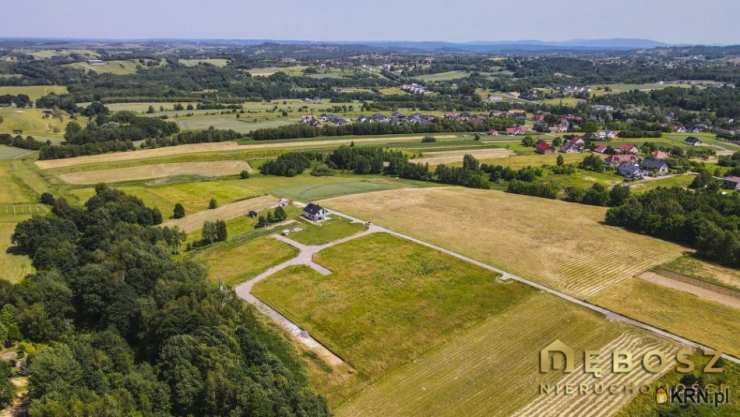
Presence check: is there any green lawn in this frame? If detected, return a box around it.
[253,233,533,379]
[179,58,230,67]
[190,236,297,286]
[288,217,367,246]
[629,174,696,194]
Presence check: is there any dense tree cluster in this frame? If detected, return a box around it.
[143,127,243,148]
[0,185,329,417]
[0,94,31,107]
[0,134,48,150]
[251,118,516,141]
[506,181,559,199]
[38,140,135,160]
[260,152,322,177]
[606,187,740,266]
[64,111,179,144]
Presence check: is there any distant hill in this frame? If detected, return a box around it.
[356,39,669,52]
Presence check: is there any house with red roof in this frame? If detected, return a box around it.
[535,141,554,154]
[652,150,670,160]
[606,154,638,166]
[505,126,528,136]
[593,144,608,154]
[617,144,639,155]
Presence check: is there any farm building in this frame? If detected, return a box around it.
[303,203,328,221]
[640,159,669,176]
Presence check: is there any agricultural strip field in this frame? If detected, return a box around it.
[321,187,686,298]
[592,277,740,356]
[35,135,460,169]
[161,195,277,233]
[252,233,536,399]
[0,85,68,100]
[191,236,298,286]
[412,148,514,165]
[333,294,624,417]
[58,160,252,184]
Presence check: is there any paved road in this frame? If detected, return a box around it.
[326,208,740,366]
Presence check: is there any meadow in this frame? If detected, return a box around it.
[161,195,277,233]
[0,85,68,100]
[0,107,81,141]
[65,59,151,75]
[179,58,230,67]
[322,187,686,297]
[252,233,535,394]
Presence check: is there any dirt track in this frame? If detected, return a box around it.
[639,271,740,310]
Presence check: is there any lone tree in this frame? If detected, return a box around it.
[556,155,564,166]
[173,203,185,219]
[208,198,218,209]
[39,192,55,206]
[274,206,287,222]
[240,170,250,179]
[216,220,228,242]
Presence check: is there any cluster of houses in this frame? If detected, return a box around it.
[401,83,427,94]
[356,112,435,126]
[300,114,350,127]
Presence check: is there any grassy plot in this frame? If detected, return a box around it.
[68,174,433,215]
[0,145,33,161]
[412,148,514,165]
[592,277,740,356]
[0,221,34,284]
[173,113,296,133]
[0,107,79,140]
[191,236,298,286]
[66,60,145,75]
[653,255,740,293]
[247,66,307,77]
[0,85,68,101]
[322,187,686,297]
[253,233,534,387]
[476,152,589,169]
[334,294,623,417]
[288,217,366,246]
[628,174,696,194]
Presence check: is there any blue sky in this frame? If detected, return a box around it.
[3,0,739,44]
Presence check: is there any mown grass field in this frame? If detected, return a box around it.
[333,293,624,416]
[474,151,589,169]
[0,107,80,140]
[592,277,740,356]
[58,160,252,184]
[629,174,696,194]
[322,187,686,297]
[0,145,33,160]
[247,66,307,77]
[191,236,297,286]
[173,113,297,133]
[288,217,366,246]
[0,85,68,100]
[253,233,537,398]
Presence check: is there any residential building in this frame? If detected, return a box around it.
[303,203,328,222]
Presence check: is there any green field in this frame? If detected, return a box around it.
[191,236,297,286]
[66,60,150,75]
[67,174,435,215]
[0,221,34,283]
[179,58,230,67]
[415,71,470,82]
[0,145,33,160]
[288,217,366,246]
[253,233,535,396]
[173,113,297,133]
[0,85,68,101]
[629,174,696,194]
[248,66,307,77]
[0,107,81,140]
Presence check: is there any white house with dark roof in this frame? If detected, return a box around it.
[303,203,328,222]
